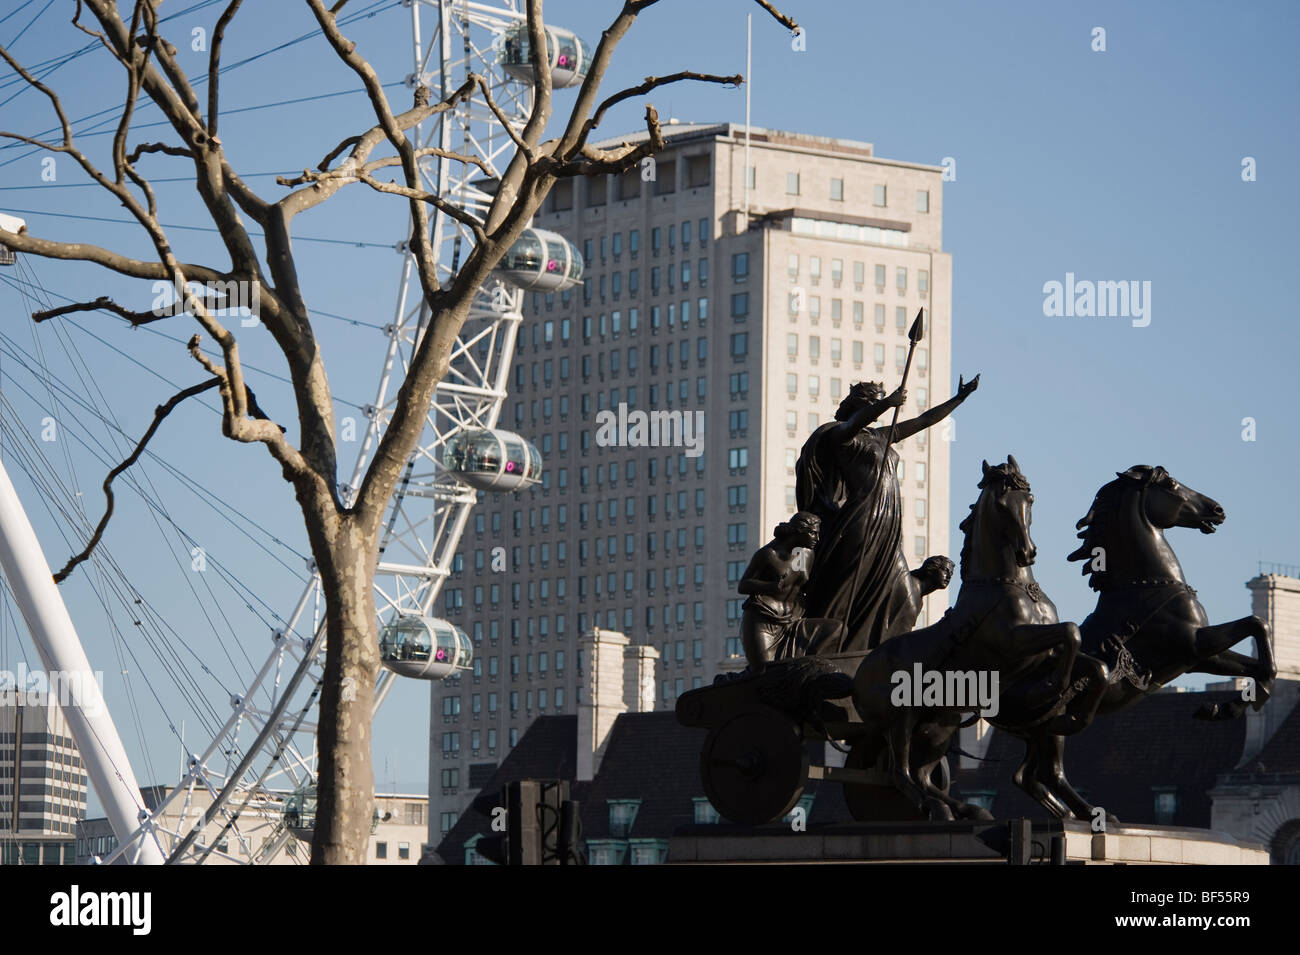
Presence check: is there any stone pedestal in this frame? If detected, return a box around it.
[668,820,1269,864]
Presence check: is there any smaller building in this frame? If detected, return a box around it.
[78,788,431,865]
[369,793,430,864]
[1,689,88,865]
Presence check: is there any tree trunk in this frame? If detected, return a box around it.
[309,521,381,865]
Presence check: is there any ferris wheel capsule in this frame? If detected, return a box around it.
[494,227,583,291]
[281,784,316,841]
[379,614,473,680]
[496,22,591,88]
[443,428,543,491]
[0,212,24,266]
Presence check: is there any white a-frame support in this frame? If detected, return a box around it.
[0,458,165,864]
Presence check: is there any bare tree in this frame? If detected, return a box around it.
[0,0,796,864]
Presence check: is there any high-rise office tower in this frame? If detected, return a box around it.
[429,123,953,842]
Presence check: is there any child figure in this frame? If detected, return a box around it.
[738,512,820,673]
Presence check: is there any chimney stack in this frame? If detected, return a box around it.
[1239,574,1300,765]
[577,629,659,781]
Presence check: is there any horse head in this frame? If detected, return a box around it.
[1068,465,1223,589]
[959,455,1036,578]
[1121,465,1225,535]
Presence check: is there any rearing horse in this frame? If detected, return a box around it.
[850,457,1104,819]
[1005,465,1277,821]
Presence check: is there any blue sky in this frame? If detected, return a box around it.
[0,0,1297,802]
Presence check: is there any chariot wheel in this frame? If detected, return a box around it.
[700,705,808,825]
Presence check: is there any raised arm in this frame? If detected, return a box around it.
[833,387,905,441]
[890,374,979,443]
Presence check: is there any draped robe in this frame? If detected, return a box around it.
[797,425,905,653]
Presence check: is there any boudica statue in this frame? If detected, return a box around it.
[679,312,1277,825]
[795,312,977,654]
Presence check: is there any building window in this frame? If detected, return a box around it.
[916,189,930,213]
[375,841,388,859]
[587,840,628,865]
[830,177,843,201]
[1153,788,1179,824]
[628,839,670,865]
[398,842,411,860]
[732,252,749,281]
[550,179,573,211]
[655,159,676,195]
[786,171,800,195]
[686,154,710,187]
[873,183,887,207]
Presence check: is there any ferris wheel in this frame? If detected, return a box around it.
[0,0,587,864]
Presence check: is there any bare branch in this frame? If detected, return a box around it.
[550,104,665,177]
[354,171,486,242]
[53,377,221,584]
[0,41,75,147]
[752,0,799,31]
[208,0,245,137]
[0,224,225,284]
[186,334,309,473]
[126,141,194,163]
[471,73,530,159]
[32,295,170,327]
[566,71,742,158]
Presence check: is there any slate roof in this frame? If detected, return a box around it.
[433,714,584,864]
[1243,700,1300,774]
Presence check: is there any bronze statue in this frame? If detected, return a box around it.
[737,513,818,673]
[797,374,977,653]
[992,466,1278,821]
[848,457,1106,819]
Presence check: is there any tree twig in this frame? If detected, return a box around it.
[53,377,221,583]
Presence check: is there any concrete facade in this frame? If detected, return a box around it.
[0,691,88,853]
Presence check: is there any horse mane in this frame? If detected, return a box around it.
[1068,465,1164,591]
[958,460,1030,578]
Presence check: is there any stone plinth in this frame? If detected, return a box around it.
[668,820,1269,865]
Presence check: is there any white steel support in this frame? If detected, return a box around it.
[0,458,165,864]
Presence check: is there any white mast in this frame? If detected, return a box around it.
[0,458,165,863]
[744,13,752,225]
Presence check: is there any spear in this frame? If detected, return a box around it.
[885,309,926,449]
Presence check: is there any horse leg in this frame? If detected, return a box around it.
[885,713,933,816]
[1008,622,1082,710]
[1046,654,1110,736]
[1192,616,1275,709]
[1012,736,1070,818]
[1033,732,1118,824]
[910,717,979,819]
